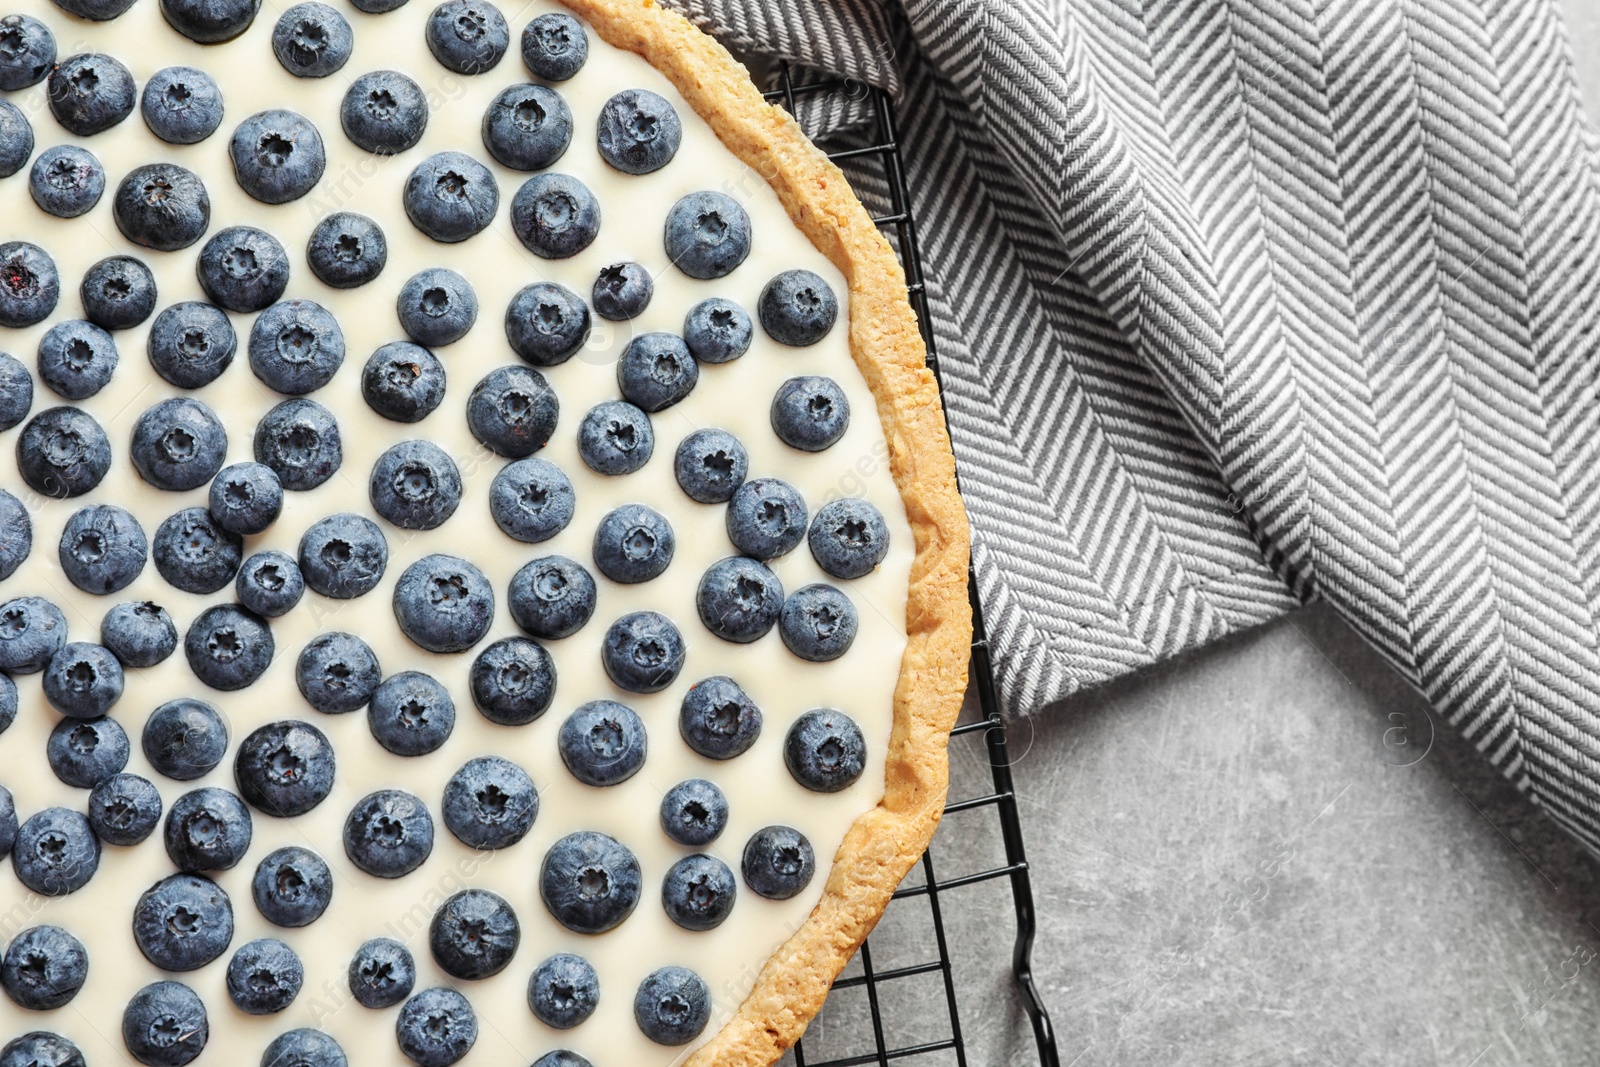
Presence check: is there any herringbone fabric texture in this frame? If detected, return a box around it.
[665,0,1600,852]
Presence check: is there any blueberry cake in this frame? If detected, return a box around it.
[0,0,969,1063]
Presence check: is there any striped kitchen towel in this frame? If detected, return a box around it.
[665,0,1600,855]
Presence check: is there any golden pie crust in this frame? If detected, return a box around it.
[556,0,972,1061]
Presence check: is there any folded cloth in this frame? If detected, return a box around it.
[665,0,1600,854]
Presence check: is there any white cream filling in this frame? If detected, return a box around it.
[0,0,913,1063]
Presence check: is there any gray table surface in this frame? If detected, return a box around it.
[790,7,1600,1064]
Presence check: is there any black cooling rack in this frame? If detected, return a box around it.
[762,66,1061,1067]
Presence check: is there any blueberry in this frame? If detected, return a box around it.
[58,503,147,594]
[148,301,236,388]
[47,54,134,136]
[489,456,573,542]
[87,772,163,844]
[0,490,27,581]
[160,0,261,43]
[633,966,709,1045]
[236,549,305,617]
[482,83,571,170]
[29,145,104,219]
[425,0,508,74]
[1,926,88,1010]
[592,504,673,584]
[532,1055,590,1067]
[591,263,652,325]
[102,601,178,667]
[679,675,761,759]
[0,596,67,673]
[42,641,122,718]
[113,164,211,252]
[682,297,752,365]
[396,987,476,1067]
[441,755,537,849]
[558,700,645,786]
[234,720,335,817]
[122,981,207,1067]
[393,554,494,653]
[47,714,129,787]
[369,671,455,757]
[298,512,386,597]
[12,808,99,895]
[0,354,33,433]
[349,938,414,1008]
[255,398,342,490]
[363,342,446,422]
[370,440,462,531]
[661,854,736,932]
[539,830,640,933]
[230,110,325,205]
[398,266,478,346]
[520,13,586,81]
[131,396,228,491]
[695,556,782,643]
[296,631,381,713]
[350,0,406,14]
[0,102,33,179]
[308,212,386,289]
[404,152,498,243]
[226,938,302,1014]
[262,1030,345,1067]
[37,320,117,400]
[510,173,599,258]
[341,70,428,155]
[429,888,518,979]
[602,611,684,694]
[0,675,13,735]
[774,377,849,454]
[526,953,598,1029]
[597,89,681,175]
[184,602,273,689]
[50,0,136,18]
[665,191,751,280]
[0,242,58,327]
[809,499,888,580]
[784,708,866,792]
[742,825,815,900]
[576,400,651,475]
[197,225,289,312]
[508,555,595,640]
[504,281,589,366]
[81,255,157,331]
[209,461,283,535]
[760,268,838,346]
[468,365,558,458]
[780,583,857,662]
[252,845,332,927]
[164,786,252,871]
[5,1036,81,1067]
[674,428,747,504]
[132,874,233,970]
[469,636,554,725]
[617,332,697,412]
[154,507,243,594]
[0,786,12,853]
[141,66,224,145]
[250,299,346,394]
[727,477,808,559]
[344,789,432,877]
[142,697,228,781]
[273,3,352,77]
[17,406,111,498]
[0,15,54,91]
[660,778,728,846]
